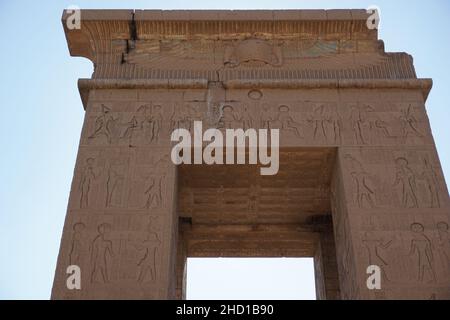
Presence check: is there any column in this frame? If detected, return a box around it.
[314,224,341,300]
[331,90,450,299]
[52,89,179,299]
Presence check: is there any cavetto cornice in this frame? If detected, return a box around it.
[62,9,377,62]
[63,9,432,107]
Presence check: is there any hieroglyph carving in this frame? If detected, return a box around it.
[90,223,114,283]
[308,102,342,143]
[224,39,283,68]
[399,104,423,139]
[270,105,303,138]
[79,158,99,209]
[106,166,125,208]
[135,231,161,283]
[344,154,376,208]
[143,155,170,209]
[420,157,441,208]
[362,232,393,282]
[409,223,437,283]
[125,104,163,145]
[393,157,419,208]
[69,222,86,265]
[436,222,450,276]
[88,105,120,144]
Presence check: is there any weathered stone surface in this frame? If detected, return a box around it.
[53,9,450,300]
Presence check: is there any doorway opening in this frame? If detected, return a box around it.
[186,257,316,300]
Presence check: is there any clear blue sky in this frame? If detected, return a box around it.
[0,0,449,299]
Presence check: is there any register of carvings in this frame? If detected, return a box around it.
[52,9,450,300]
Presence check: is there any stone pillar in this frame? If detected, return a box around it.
[314,224,340,300]
[51,90,179,299]
[331,91,450,299]
[175,219,190,299]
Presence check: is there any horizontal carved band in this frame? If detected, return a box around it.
[224,78,432,90]
[225,78,432,100]
[79,78,431,90]
[78,78,208,109]
[78,78,209,90]
[78,78,432,108]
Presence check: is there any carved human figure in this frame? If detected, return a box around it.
[138,105,157,144]
[409,223,436,283]
[350,171,376,208]
[106,167,124,207]
[328,104,342,143]
[239,103,254,130]
[147,104,163,143]
[344,154,376,208]
[349,104,367,144]
[274,105,303,138]
[399,104,423,138]
[144,173,162,208]
[69,222,85,265]
[207,101,222,128]
[260,103,273,130]
[393,157,419,208]
[362,232,393,282]
[186,103,201,124]
[79,158,97,209]
[120,105,148,145]
[309,103,328,140]
[88,104,118,144]
[91,223,114,283]
[218,105,238,129]
[120,116,139,145]
[308,103,341,143]
[436,222,450,273]
[171,103,193,132]
[135,232,161,283]
[121,104,163,145]
[419,157,440,208]
[363,103,394,138]
[143,154,169,209]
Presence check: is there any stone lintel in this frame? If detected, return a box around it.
[183,224,321,257]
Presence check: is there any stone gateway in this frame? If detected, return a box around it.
[52,9,450,300]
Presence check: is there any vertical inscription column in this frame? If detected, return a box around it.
[331,90,450,299]
[52,89,180,299]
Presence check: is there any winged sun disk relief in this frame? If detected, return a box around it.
[224,39,283,68]
[122,38,388,71]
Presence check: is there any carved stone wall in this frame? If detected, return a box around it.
[52,9,450,299]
